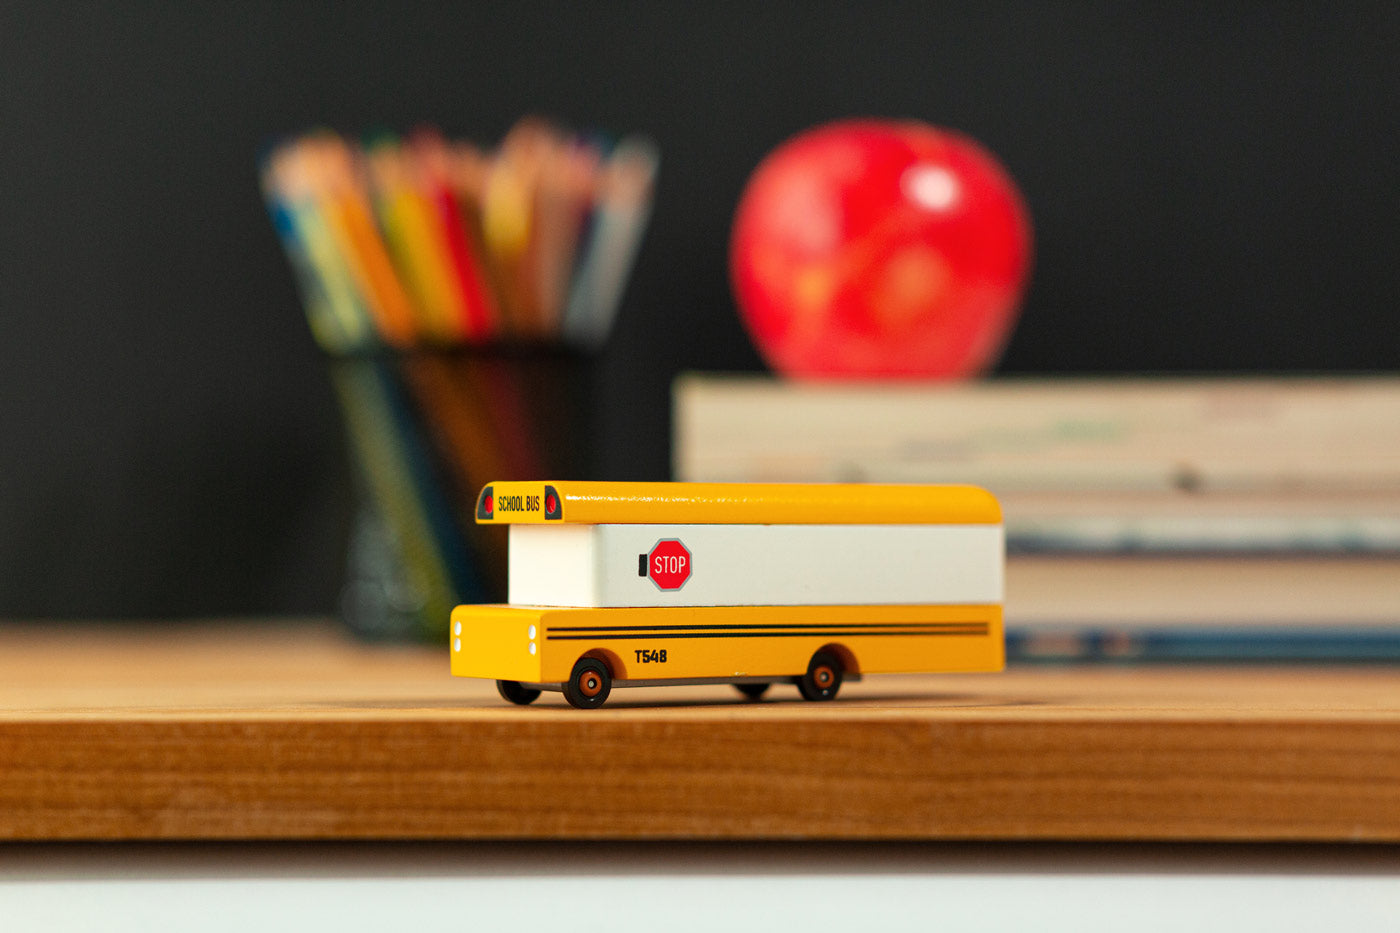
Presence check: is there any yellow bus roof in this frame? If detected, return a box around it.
[475,481,1001,525]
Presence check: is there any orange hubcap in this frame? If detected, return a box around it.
[815,666,833,687]
[580,672,602,697]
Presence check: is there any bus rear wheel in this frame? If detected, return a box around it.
[798,651,843,702]
[563,657,612,710]
[496,680,541,705]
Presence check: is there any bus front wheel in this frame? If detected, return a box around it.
[563,657,612,710]
[798,651,843,702]
[497,680,541,705]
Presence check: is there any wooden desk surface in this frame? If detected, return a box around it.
[2,620,1397,842]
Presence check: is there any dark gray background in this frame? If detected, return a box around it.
[2,3,1396,617]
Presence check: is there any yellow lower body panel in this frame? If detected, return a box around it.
[450,603,1003,686]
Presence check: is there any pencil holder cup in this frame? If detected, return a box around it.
[328,346,594,641]
[259,120,657,638]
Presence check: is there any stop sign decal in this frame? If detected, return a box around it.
[647,539,692,591]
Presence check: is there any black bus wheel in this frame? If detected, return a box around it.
[798,651,843,702]
[496,680,542,705]
[734,682,770,701]
[563,657,612,710]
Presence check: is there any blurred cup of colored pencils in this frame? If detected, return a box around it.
[259,118,658,638]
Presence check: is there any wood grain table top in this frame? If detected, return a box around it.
[2,620,1397,841]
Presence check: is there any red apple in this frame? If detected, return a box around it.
[730,120,1032,378]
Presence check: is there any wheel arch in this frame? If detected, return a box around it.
[815,642,859,676]
[581,647,627,681]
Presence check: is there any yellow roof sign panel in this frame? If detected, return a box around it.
[474,481,1001,525]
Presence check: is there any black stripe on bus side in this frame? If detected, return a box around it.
[545,621,986,633]
[545,627,989,641]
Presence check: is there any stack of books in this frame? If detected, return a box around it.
[674,374,1400,660]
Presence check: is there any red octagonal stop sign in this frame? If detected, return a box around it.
[647,539,692,591]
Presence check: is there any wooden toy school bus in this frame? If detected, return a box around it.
[450,481,1004,708]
